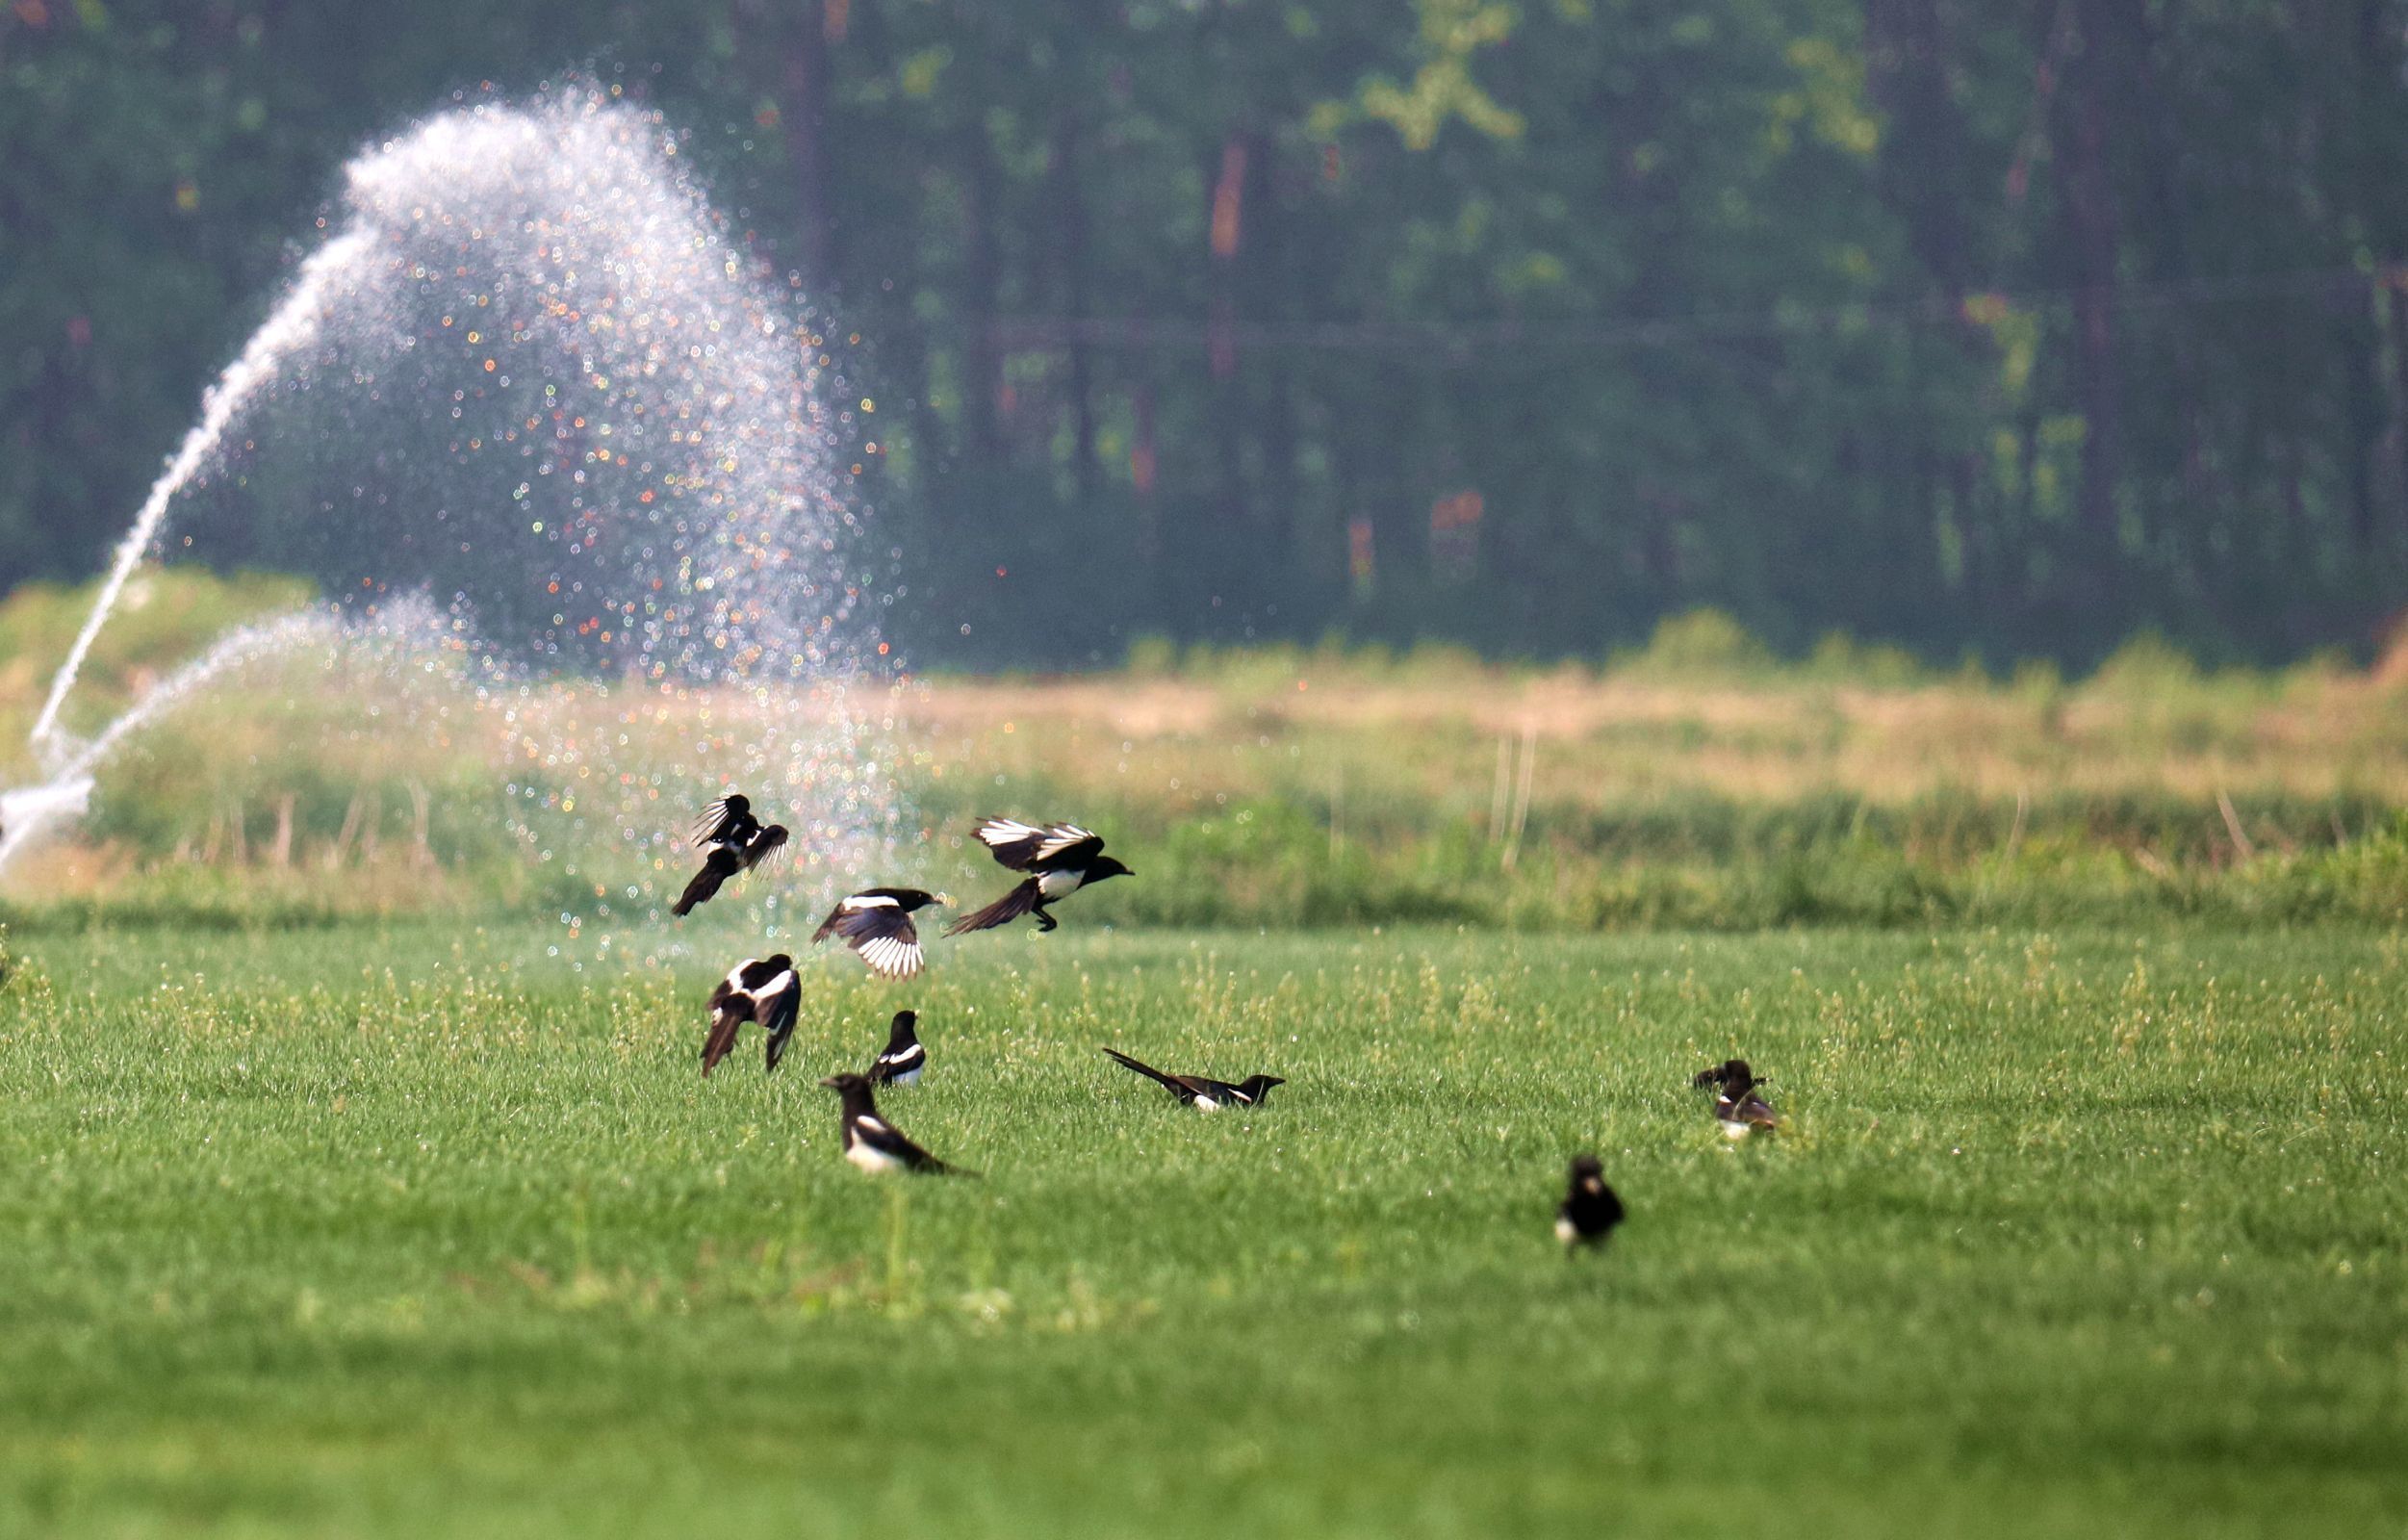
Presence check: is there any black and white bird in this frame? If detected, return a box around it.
[1554,1155,1626,1251]
[1693,1058,1780,1138]
[672,822,789,916]
[701,954,801,1076]
[1101,1047,1283,1112]
[690,792,765,850]
[818,1071,973,1175]
[810,887,945,980]
[866,1009,927,1086]
[946,817,1132,936]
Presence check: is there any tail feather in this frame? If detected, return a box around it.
[701,1010,743,1076]
[1102,1047,1184,1092]
[673,865,724,917]
[945,878,1040,937]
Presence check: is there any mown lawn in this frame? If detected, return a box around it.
[0,921,2401,1537]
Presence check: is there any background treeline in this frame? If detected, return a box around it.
[10,1,2408,670]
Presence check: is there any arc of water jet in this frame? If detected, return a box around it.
[28,229,373,758]
[0,611,336,873]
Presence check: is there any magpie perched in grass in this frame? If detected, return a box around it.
[1101,1047,1283,1112]
[1694,1058,1780,1138]
[866,1009,926,1086]
[1554,1155,1625,1251]
[818,1071,973,1175]
[701,954,800,1076]
[946,817,1132,936]
[672,822,789,916]
[810,887,945,980]
[691,792,764,850]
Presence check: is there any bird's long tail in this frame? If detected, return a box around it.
[945,878,1040,936]
[672,864,724,917]
[701,1012,743,1076]
[1101,1047,1184,1092]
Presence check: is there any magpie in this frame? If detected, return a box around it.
[702,954,800,1076]
[866,1009,927,1086]
[1101,1047,1283,1112]
[672,823,789,916]
[1693,1058,1780,1138]
[818,1071,974,1175]
[690,792,764,850]
[810,887,945,980]
[946,817,1132,936]
[1555,1155,1625,1250]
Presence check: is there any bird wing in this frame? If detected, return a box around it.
[1034,823,1105,867]
[869,1041,926,1083]
[972,816,1053,870]
[853,1113,969,1175]
[701,1000,747,1076]
[944,878,1041,936]
[740,824,790,874]
[1738,1091,1780,1129]
[758,979,801,1072]
[691,795,754,848]
[836,906,924,981]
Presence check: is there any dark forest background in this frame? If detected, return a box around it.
[8,1,2408,670]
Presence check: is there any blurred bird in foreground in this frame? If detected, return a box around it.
[819,1071,973,1175]
[1554,1155,1625,1251]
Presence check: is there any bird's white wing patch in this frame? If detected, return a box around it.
[857,1116,892,1137]
[759,970,798,1000]
[723,961,757,992]
[1037,824,1098,860]
[844,892,900,910]
[857,937,924,979]
[977,817,1045,848]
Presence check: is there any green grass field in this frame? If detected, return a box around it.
[3,919,2402,1537]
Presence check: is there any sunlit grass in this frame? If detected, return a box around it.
[0,922,2400,1536]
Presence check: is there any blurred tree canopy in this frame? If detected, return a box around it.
[8,0,2408,668]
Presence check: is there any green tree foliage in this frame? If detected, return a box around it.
[9,0,2408,669]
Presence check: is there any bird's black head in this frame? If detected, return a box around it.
[1569,1153,1603,1181]
[1239,1074,1285,1101]
[1694,1058,1754,1090]
[887,1009,919,1046]
[723,794,750,814]
[763,953,794,972]
[1088,856,1133,883]
[871,887,943,912]
[819,1071,871,1093]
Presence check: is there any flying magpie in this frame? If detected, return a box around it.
[818,1071,974,1175]
[1694,1058,1780,1138]
[810,887,945,980]
[946,817,1131,936]
[672,822,789,916]
[1555,1155,1626,1250]
[702,954,800,1076]
[1101,1047,1283,1112]
[866,1009,927,1086]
